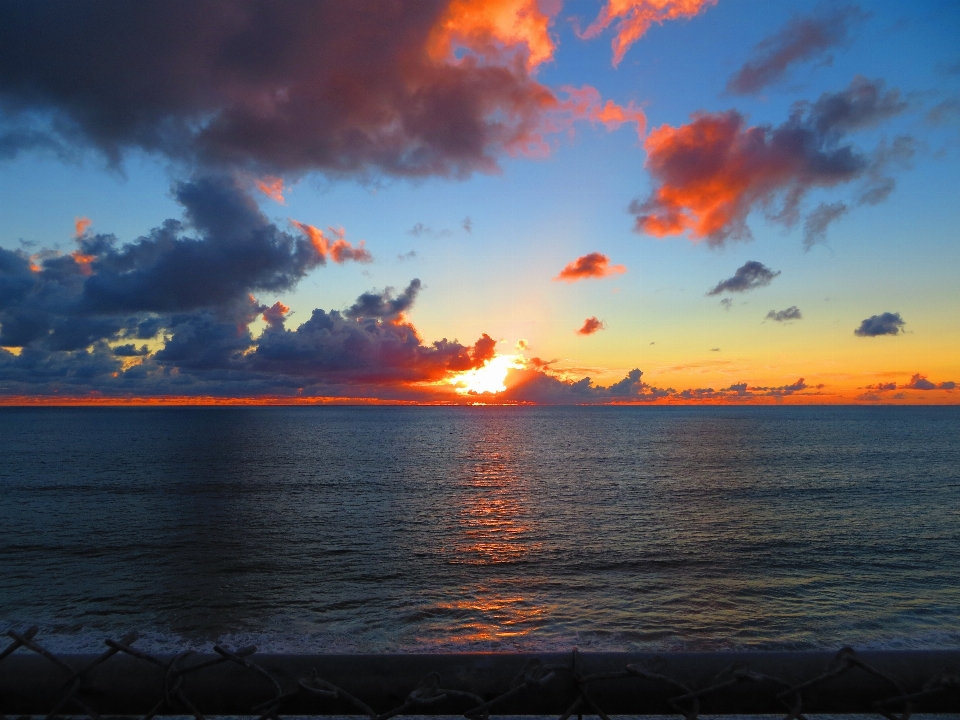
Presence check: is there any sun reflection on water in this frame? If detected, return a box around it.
[432,428,549,645]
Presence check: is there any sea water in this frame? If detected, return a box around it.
[1,405,958,654]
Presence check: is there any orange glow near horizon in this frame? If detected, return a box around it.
[0,389,957,407]
[450,354,525,395]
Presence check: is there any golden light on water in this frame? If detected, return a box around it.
[450,354,524,395]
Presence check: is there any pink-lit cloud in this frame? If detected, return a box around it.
[554,252,626,282]
[577,317,605,335]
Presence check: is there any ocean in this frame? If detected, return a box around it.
[1,405,958,655]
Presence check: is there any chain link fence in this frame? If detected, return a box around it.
[2,627,959,718]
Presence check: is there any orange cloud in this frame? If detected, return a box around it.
[428,0,558,70]
[632,79,908,245]
[74,216,92,237]
[581,0,718,66]
[554,252,626,282]
[560,85,645,138]
[255,176,286,204]
[290,220,373,265]
[636,112,781,240]
[577,316,605,335]
[70,251,96,276]
[262,301,290,328]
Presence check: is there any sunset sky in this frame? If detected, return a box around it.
[1,0,958,404]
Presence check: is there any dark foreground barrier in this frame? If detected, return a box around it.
[2,628,959,718]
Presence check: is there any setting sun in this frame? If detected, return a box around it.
[450,354,524,395]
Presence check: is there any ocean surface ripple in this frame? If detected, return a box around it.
[1,406,958,654]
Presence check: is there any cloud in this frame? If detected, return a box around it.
[0,176,372,356]
[261,301,290,329]
[499,367,820,405]
[1,254,498,396]
[766,306,802,322]
[344,280,422,322]
[255,176,286,204]
[462,217,473,233]
[74,217,92,238]
[854,312,905,337]
[577,317,605,335]
[752,378,809,396]
[719,298,733,310]
[501,367,671,404]
[707,261,780,296]
[250,306,495,387]
[111,343,149,357]
[408,223,451,239]
[288,221,372,265]
[559,85,646,138]
[631,77,908,246]
[862,381,897,392]
[727,7,866,95]
[579,0,718,66]
[803,201,847,249]
[0,1,662,180]
[554,252,626,282]
[398,250,418,262]
[926,98,960,125]
[903,373,955,391]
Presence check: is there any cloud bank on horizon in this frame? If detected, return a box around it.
[0,0,956,404]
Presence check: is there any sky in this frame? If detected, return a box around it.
[0,0,958,404]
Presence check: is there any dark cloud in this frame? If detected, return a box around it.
[633,77,908,246]
[497,366,820,405]
[250,307,494,386]
[2,176,455,396]
[0,1,607,180]
[0,175,366,353]
[462,217,473,234]
[803,201,847,249]
[501,367,671,404]
[766,306,802,322]
[83,176,336,315]
[707,261,780,296]
[112,343,150,357]
[903,373,955,391]
[1,267,496,395]
[752,378,808,396]
[727,7,866,95]
[719,298,733,311]
[854,312,905,337]
[862,381,898,392]
[0,344,122,392]
[345,280,422,322]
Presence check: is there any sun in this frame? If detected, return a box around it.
[450,354,524,395]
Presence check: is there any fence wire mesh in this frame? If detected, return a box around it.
[2,627,959,719]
